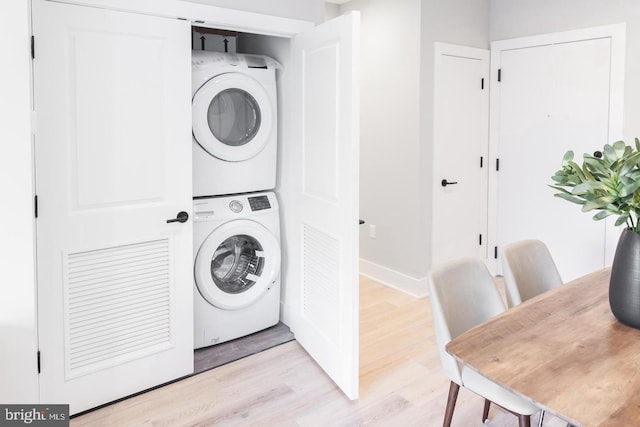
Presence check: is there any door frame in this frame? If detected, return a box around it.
[488,23,626,273]
[48,0,313,36]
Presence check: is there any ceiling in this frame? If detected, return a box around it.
[325,0,351,4]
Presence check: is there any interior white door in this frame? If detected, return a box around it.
[495,38,612,281]
[32,0,192,414]
[432,43,489,267]
[286,11,360,399]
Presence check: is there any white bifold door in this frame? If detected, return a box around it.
[32,0,360,411]
[32,0,193,414]
[284,12,361,400]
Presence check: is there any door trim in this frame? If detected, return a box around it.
[47,0,313,36]
[488,23,626,274]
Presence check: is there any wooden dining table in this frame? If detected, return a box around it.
[445,267,640,427]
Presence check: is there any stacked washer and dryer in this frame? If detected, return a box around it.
[191,51,282,349]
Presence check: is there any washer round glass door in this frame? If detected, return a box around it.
[195,219,280,310]
[192,72,274,162]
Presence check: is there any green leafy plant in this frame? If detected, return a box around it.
[550,139,640,232]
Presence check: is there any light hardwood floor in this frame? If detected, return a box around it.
[72,276,566,426]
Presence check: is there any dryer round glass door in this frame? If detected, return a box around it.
[195,219,281,310]
[192,72,274,162]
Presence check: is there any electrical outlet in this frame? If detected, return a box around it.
[369,224,376,239]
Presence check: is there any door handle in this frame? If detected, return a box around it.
[167,211,189,224]
[441,179,458,187]
[359,219,365,225]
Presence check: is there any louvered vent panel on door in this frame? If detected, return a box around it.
[302,224,340,343]
[65,239,172,378]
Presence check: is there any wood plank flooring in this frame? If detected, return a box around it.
[72,276,567,426]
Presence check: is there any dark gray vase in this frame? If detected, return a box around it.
[609,228,640,329]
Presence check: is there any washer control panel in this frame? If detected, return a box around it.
[248,195,271,211]
[229,200,244,213]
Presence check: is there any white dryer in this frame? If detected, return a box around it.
[193,192,281,349]
[192,51,280,197]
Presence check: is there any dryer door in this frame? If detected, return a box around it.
[195,219,280,310]
[192,72,274,162]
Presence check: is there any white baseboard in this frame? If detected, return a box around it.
[359,259,428,298]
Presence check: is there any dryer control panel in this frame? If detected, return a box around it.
[248,195,271,211]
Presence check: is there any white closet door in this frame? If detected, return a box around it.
[495,38,612,281]
[432,43,489,267]
[286,12,360,399]
[32,0,192,414]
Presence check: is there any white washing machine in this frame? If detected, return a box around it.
[193,192,281,349]
[192,51,280,197]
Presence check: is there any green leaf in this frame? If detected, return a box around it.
[635,137,640,153]
[583,157,609,176]
[619,155,640,176]
[549,185,573,194]
[562,150,574,165]
[572,181,611,195]
[593,210,615,221]
[554,193,586,205]
[582,195,617,212]
[613,140,627,159]
[603,144,617,162]
[567,161,586,181]
[615,213,630,227]
[582,164,596,181]
[619,181,640,198]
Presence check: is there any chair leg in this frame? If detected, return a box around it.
[482,399,491,422]
[443,381,460,427]
[537,410,545,427]
[518,414,531,427]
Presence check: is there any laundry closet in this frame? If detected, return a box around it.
[29,0,360,414]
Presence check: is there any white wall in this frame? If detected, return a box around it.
[324,2,341,21]
[0,0,39,403]
[183,0,325,23]
[339,0,488,294]
[490,0,640,143]
[339,0,424,292]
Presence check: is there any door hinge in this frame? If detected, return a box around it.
[497,68,501,82]
[34,195,38,218]
[481,77,485,90]
[496,158,500,171]
[480,156,484,168]
[31,35,34,59]
[494,246,498,259]
[479,234,483,245]
[37,350,41,374]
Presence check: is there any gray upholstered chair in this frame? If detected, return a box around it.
[428,258,540,427]
[501,239,563,308]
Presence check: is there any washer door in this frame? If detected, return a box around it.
[192,72,273,162]
[195,219,280,310]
